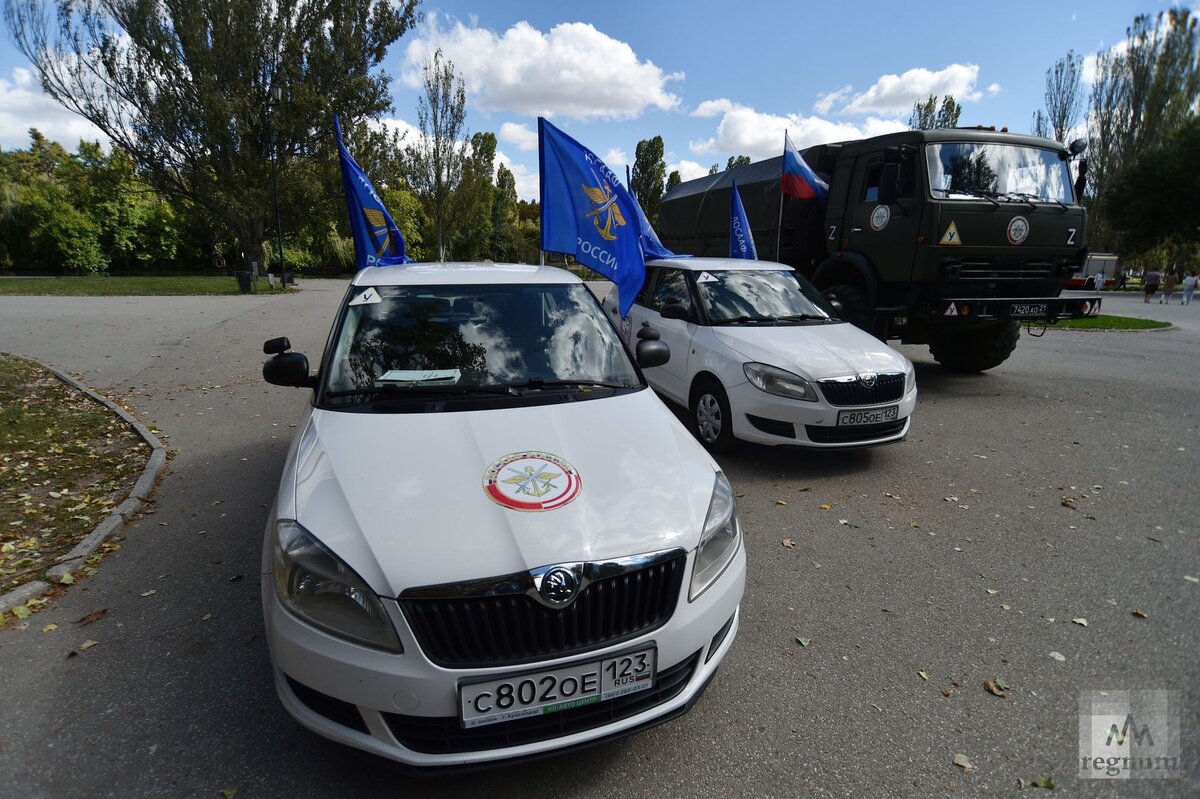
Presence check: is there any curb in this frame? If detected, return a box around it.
[0,359,168,615]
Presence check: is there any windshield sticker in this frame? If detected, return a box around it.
[696,271,719,283]
[940,221,962,245]
[484,451,581,512]
[378,369,461,384]
[870,205,890,231]
[348,288,382,306]
[1007,216,1030,245]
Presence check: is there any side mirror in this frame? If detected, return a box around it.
[264,336,291,355]
[637,322,660,340]
[660,302,690,321]
[1074,158,1088,200]
[636,339,670,369]
[1069,138,1088,156]
[264,352,313,388]
[828,297,845,317]
[878,163,899,205]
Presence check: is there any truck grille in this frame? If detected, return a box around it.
[399,553,686,668]
[817,373,905,406]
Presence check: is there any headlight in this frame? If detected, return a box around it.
[690,472,741,600]
[273,520,402,652]
[904,363,916,394]
[743,362,818,401]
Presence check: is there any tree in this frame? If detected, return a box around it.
[4,0,419,271]
[909,95,962,130]
[1105,116,1200,253]
[630,136,666,226]
[450,131,497,261]
[708,164,720,175]
[407,49,468,261]
[726,155,751,169]
[1044,50,1085,143]
[666,170,682,193]
[490,163,519,261]
[1031,110,1051,139]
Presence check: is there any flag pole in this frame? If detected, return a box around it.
[775,130,787,261]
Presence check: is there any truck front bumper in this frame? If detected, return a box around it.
[934,295,1101,322]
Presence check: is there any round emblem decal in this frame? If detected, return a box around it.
[483,451,581,512]
[1007,216,1030,245]
[539,567,579,605]
[870,204,891,231]
[858,371,878,389]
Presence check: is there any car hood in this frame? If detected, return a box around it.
[713,323,910,380]
[286,390,718,596]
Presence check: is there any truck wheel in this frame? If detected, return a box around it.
[928,322,1021,372]
[824,283,873,333]
[690,380,736,454]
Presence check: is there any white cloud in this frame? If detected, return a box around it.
[841,64,982,116]
[379,116,421,142]
[987,83,1002,95]
[499,121,537,151]
[814,85,853,115]
[495,148,538,201]
[691,98,736,118]
[667,159,708,182]
[401,15,682,120]
[688,99,907,160]
[0,67,108,150]
[602,148,628,170]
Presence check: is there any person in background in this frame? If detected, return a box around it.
[1182,272,1197,305]
[1160,271,1178,304]
[1144,269,1161,303]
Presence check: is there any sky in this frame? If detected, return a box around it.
[0,0,1192,200]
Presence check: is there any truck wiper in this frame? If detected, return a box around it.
[1007,191,1066,211]
[935,188,1000,208]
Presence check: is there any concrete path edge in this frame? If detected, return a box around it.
[0,358,168,614]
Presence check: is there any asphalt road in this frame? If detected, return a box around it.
[0,282,1196,798]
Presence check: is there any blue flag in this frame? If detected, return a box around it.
[729,180,758,260]
[538,118,676,316]
[334,115,413,268]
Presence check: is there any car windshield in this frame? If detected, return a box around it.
[323,283,640,403]
[694,270,840,325]
[926,142,1075,203]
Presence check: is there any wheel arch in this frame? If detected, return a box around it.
[812,252,880,305]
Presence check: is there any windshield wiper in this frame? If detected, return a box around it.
[712,314,776,325]
[774,313,835,323]
[1006,191,1066,211]
[935,188,1000,208]
[325,384,513,402]
[491,378,633,391]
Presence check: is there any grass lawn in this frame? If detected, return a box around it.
[1047,315,1171,330]
[0,354,149,614]
[0,275,295,296]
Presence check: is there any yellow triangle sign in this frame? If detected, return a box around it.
[940,221,962,245]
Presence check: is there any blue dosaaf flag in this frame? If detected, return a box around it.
[729,180,758,260]
[334,115,413,268]
[539,118,676,316]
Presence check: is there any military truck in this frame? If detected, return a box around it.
[657,128,1099,371]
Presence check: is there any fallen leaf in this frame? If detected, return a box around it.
[12,605,31,620]
[818,503,832,510]
[918,670,930,681]
[941,689,953,697]
[986,589,998,595]
[76,609,107,626]
[59,573,74,585]
[953,753,973,773]
[1049,651,1066,662]
[795,637,811,647]
[1185,575,1199,584]
[1131,609,1148,619]
[201,613,214,621]
[943,496,959,502]
[993,677,1010,691]
[984,679,1008,698]
[219,790,237,799]
[78,639,98,651]
[1072,618,1088,627]
[140,590,156,597]
[839,518,849,525]
[734,492,745,498]
[781,539,795,549]
[41,623,57,633]
[1061,497,1076,509]
[1032,776,1055,789]
[774,499,788,506]
[228,574,244,582]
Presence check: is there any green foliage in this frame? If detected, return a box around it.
[666,170,682,193]
[909,95,962,130]
[407,48,468,261]
[726,155,751,169]
[631,136,666,226]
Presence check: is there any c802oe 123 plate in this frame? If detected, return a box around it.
[459,646,657,728]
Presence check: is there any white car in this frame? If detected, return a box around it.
[260,263,745,768]
[605,258,917,451]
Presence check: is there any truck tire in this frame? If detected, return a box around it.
[928,322,1021,372]
[690,379,736,454]
[823,283,873,333]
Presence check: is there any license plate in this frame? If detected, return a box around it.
[459,646,657,728]
[837,405,899,426]
[1009,302,1048,318]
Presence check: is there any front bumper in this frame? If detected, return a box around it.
[726,382,917,448]
[262,543,746,768]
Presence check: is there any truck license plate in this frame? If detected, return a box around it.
[1009,302,1048,318]
[837,406,899,426]
[459,646,656,728]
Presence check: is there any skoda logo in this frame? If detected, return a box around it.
[540,567,579,605]
[858,371,878,389]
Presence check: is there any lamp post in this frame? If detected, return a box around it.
[266,83,285,283]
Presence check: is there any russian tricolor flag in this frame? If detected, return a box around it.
[781,131,829,203]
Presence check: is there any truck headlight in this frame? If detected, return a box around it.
[743,362,818,401]
[690,472,741,601]
[273,520,402,652]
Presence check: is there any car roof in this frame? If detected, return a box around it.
[646,257,795,273]
[350,262,582,287]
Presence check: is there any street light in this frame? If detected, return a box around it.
[266,83,285,284]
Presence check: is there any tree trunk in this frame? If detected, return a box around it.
[235,219,266,272]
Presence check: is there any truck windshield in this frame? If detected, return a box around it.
[323,283,640,404]
[926,142,1074,203]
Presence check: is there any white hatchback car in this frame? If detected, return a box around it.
[605,258,917,451]
[261,263,745,768]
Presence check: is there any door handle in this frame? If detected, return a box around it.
[851,227,863,232]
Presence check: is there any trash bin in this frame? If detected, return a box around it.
[236,271,252,294]
[283,269,295,286]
